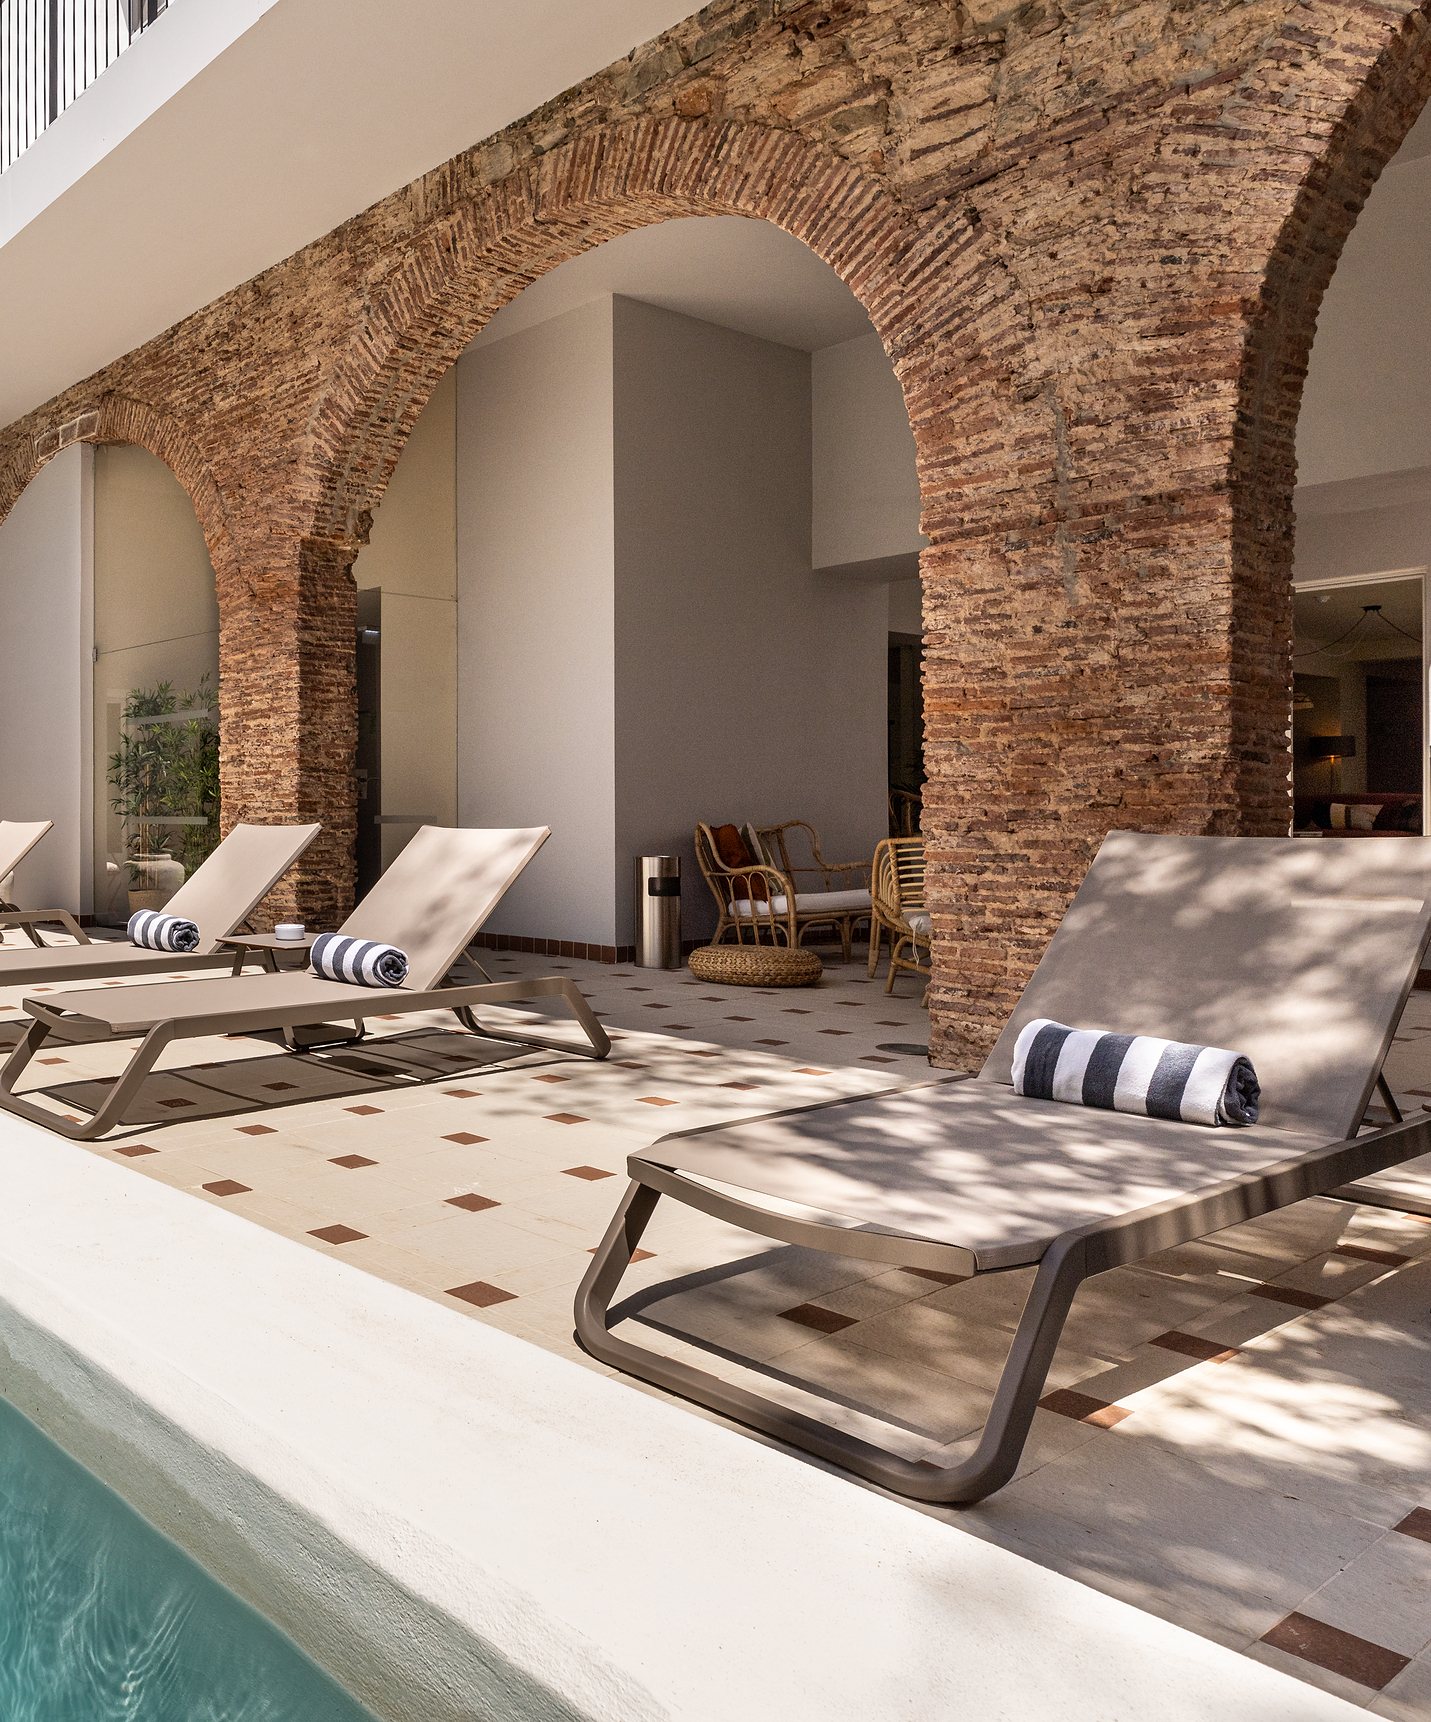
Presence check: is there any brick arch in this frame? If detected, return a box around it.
[0,393,239,597]
[1229,5,1431,819]
[302,116,920,543]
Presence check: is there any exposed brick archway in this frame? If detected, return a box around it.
[303,118,919,544]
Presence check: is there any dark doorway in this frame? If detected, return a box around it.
[888,632,924,811]
[1366,661,1423,794]
[355,590,382,901]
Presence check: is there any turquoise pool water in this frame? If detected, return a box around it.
[0,1395,377,1721]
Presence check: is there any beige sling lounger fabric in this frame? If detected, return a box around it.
[578,833,1431,1503]
[0,822,320,987]
[0,825,607,1140]
[0,821,53,886]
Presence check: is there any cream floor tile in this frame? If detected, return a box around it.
[1376,1653,1431,1719]
[1299,1530,1431,1659]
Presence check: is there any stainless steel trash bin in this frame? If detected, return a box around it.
[635,856,681,969]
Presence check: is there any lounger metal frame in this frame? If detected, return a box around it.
[0,974,610,1141]
[577,1097,1431,1505]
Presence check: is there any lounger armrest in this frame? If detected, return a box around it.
[0,908,91,944]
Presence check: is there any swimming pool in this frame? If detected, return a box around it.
[0,1394,378,1721]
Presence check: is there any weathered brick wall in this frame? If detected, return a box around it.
[1,0,1427,1046]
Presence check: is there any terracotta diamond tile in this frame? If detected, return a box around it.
[331,1154,377,1169]
[637,1096,676,1106]
[721,1082,758,1090]
[237,1124,277,1136]
[204,1180,252,1197]
[861,1056,896,1063]
[754,1039,788,1046]
[1249,1283,1333,1310]
[588,1245,655,1261]
[532,1074,569,1083]
[446,1192,500,1213]
[446,1280,517,1308]
[114,1144,158,1157]
[794,1067,829,1076]
[309,1224,367,1245]
[263,1081,299,1092]
[779,1303,856,1335]
[442,1132,489,1145]
[1334,1243,1409,1266]
[1150,1330,1239,1363]
[563,1165,613,1180]
[345,1105,384,1116]
[546,1113,588,1124]
[818,1029,851,1036]
[726,1015,754,1022]
[1394,1507,1431,1544]
[1260,1614,1409,1690]
[443,1088,481,1098]
[1039,1390,1132,1428]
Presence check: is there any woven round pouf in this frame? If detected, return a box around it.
[687,943,822,987]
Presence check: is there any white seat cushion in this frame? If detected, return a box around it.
[731,889,871,917]
[906,910,931,937]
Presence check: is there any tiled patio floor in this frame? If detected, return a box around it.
[5,927,1431,1713]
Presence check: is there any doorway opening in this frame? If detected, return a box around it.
[1292,569,1427,834]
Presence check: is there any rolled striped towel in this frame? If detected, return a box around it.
[310,932,408,988]
[1012,1019,1260,1127]
[127,910,201,953]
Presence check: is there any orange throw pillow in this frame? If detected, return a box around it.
[711,823,764,905]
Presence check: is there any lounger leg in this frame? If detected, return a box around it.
[576,1183,1089,1505]
[1376,1073,1404,1124]
[0,1019,176,1141]
[452,979,610,1061]
[282,1019,366,1051]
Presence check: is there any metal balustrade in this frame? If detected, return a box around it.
[1,0,166,174]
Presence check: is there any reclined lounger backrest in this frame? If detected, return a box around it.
[0,821,53,890]
[337,826,550,992]
[981,831,1431,1141]
[162,822,322,952]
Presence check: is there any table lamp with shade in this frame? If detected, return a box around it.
[1308,734,1356,796]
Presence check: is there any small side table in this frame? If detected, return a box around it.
[219,932,318,976]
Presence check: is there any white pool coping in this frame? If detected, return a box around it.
[0,1112,1363,1722]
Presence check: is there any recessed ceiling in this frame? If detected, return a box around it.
[1294,577,1423,659]
[467,215,877,356]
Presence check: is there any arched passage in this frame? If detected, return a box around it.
[0,400,230,921]
[347,211,926,960]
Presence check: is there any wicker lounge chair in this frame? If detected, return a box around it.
[0,822,320,988]
[578,831,1431,1503]
[695,821,872,962]
[0,821,56,945]
[868,836,929,995]
[0,825,608,1140]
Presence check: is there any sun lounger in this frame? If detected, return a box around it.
[577,831,1431,1503]
[0,821,58,946]
[0,825,609,1139]
[0,822,320,988]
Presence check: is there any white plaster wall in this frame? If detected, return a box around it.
[354,367,458,871]
[812,330,927,573]
[0,446,92,912]
[456,300,617,944]
[0,1112,1368,1722]
[888,577,924,635]
[613,297,887,945]
[92,444,220,918]
[1299,151,1431,488]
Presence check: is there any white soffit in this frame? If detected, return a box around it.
[467,215,877,354]
[0,0,701,429]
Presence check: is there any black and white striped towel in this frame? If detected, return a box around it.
[127,910,201,953]
[1012,1019,1260,1127]
[310,932,408,988]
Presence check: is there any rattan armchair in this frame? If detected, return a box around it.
[870,836,929,997]
[694,821,873,961]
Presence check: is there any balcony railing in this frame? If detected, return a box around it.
[1,0,166,174]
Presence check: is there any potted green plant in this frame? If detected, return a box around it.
[107,676,220,912]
